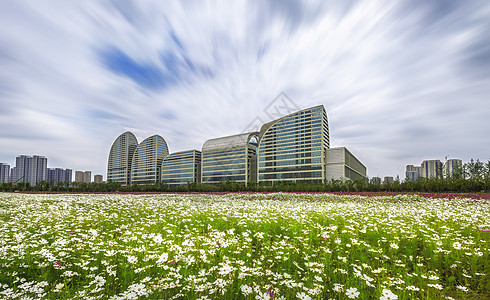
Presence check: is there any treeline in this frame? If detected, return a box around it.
[1,159,489,194]
[1,177,489,193]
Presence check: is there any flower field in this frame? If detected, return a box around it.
[0,193,488,299]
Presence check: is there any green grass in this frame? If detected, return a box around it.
[0,192,488,299]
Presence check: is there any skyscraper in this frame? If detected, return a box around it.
[47,168,72,184]
[405,165,421,181]
[443,159,463,178]
[201,132,258,185]
[107,131,138,185]
[75,171,92,183]
[12,155,47,186]
[131,135,169,184]
[421,160,443,178]
[94,174,103,183]
[257,105,330,183]
[0,163,10,183]
[162,150,201,185]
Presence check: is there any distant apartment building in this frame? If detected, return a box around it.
[162,150,201,185]
[370,176,381,185]
[10,167,17,183]
[325,147,367,181]
[421,160,443,178]
[107,131,138,185]
[94,174,103,183]
[0,163,10,183]
[443,159,463,178]
[405,165,421,181]
[131,135,169,184]
[47,168,72,184]
[384,176,394,184]
[202,133,258,185]
[75,171,92,183]
[10,155,47,186]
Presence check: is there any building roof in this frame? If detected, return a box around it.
[202,132,258,152]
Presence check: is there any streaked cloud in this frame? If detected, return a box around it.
[0,0,489,178]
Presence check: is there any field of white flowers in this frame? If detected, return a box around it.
[0,193,488,300]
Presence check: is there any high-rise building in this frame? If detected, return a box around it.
[10,167,17,183]
[421,160,443,178]
[94,174,103,183]
[64,169,73,183]
[162,150,201,185]
[11,155,47,186]
[370,176,381,185]
[75,171,92,183]
[27,155,47,186]
[325,147,367,181]
[107,131,138,185]
[443,159,463,178]
[47,168,72,184]
[0,163,10,183]
[201,132,258,185]
[131,135,169,184]
[383,176,394,184]
[405,165,421,181]
[12,155,28,183]
[257,105,330,183]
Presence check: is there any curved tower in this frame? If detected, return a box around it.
[107,131,138,185]
[130,134,169,184]
[258,105,329,183]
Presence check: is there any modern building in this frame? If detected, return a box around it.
[11,155,28,183]
[443,159,463,178]
[75,171,92,183]
[370,176,381,185]
[131,134,169,184]
[0,163,10,183]
[27,155,47,186]
[405,165,421,181]
[10,167,17,183]
[107,131,138,185]
[162,150,201,185]
[11,155,47,186]
[325,147,367,181]
[94,174,103,183]
[47,168,72,184]
[383,176,394,185]
[202,132,259,185]
[421,160,443,178]
[257,105,330,184]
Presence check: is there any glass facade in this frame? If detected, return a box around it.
[258,105,330,183]
[162,150,201,185]
[107,132,138,185]
[131,135,169,184]
[201,132,258,185]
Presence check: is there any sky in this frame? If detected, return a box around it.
[1,0,489,180]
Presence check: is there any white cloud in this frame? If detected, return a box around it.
[1,0,489,178]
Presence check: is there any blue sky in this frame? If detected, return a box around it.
[1,0,489,179]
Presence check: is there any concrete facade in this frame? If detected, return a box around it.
[0,163,10,183]
[421,160,443,178]
[75,171,92,183]
[325,147,367,181]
